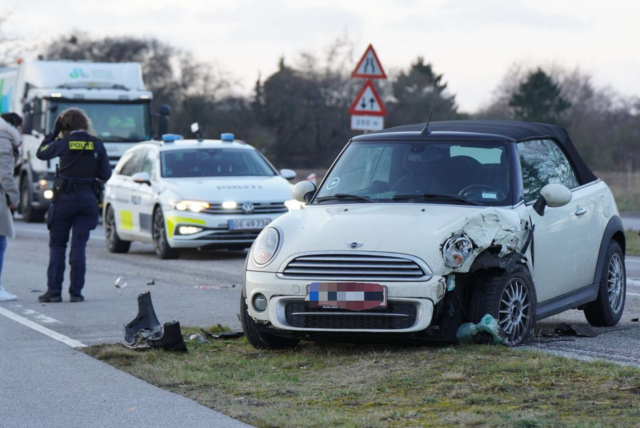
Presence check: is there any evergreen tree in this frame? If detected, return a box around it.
[509,68,571,124]
[387,57,460,127]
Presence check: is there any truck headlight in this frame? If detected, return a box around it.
[442,234,474,268]
[172,200,210,213]
[252,228,281,266]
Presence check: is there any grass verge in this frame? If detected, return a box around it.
[625,229,640,257]
[85,326,640,427]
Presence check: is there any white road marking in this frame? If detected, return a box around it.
[627,292,640,297]
[0,306,86,348]
[23,309,62,324]
[15,226,105,241]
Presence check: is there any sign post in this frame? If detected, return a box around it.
[350,44,387,132]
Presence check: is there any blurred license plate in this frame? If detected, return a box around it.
[306,282,387,311]
[228,218,271,230]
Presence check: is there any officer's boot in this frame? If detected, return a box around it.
[38,291,62,303]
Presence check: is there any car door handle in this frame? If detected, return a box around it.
[575,207,587,216]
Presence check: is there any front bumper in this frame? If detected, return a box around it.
[245,271,445,333]
[165,211,286,249]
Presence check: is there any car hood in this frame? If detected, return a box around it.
[161,176,293,202]
[259,203,527,275]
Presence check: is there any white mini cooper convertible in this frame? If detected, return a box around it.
[241,120,626,347]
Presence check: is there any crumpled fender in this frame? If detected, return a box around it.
[441,208,530,274]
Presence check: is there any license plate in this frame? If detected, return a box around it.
[228,218,271,230]
[306,282,387,311]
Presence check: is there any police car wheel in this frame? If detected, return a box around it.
[153,207,181,260]
[105,205,131,254]
[20,179,46,223]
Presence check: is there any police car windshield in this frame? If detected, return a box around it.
[49,101,151,143]
[161,148,276,178]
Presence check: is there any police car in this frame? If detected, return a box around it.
[103,131,297,259]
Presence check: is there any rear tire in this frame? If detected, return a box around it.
[240,294,300,350]
[584,241,625,327]
[105,205,131,254]
[468,265,537,346]
[20,179,46,223]
[152,207,181,260]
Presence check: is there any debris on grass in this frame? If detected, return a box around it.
[189,333,210,344]
[123,292,187,352]
[200,327,243,340]
[456,314,507,345]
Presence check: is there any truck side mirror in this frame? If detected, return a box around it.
[533,184,572,216]
[156,104,172,138]
[292,181,316,204]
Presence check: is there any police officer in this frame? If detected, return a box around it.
[36,108,112,302]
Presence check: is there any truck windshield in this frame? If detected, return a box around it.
[315,140,512,206]
[48,101,151,142]
[161,148,276,178]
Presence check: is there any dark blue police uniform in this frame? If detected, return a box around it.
[36,131,112,297]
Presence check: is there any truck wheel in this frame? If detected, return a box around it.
[152,207,181,260]
[20,179,45,223]
[468,265,537,346]
[105,205,131,254]
[240,294,300,350]
[584,241,625,327]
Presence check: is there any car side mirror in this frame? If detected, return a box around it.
[292,181,316,204]
[132,172,151,186]
[533,184,572,216]
[280,169,296,181]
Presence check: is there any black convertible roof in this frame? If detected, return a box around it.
[356,120,597,185]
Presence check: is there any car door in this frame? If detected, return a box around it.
[107,151,136,240]
[518,139,590,302]
[117,148,145,239]
[134,148,159,241]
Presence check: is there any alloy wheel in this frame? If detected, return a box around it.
[498,278,531,345]
[106,208,116,244]
[608,253,625,314]
[153,210,165,254]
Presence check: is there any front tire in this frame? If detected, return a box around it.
[105,205,131,254]
[469,265,537,346]
[152,207,181,260]
[240,294,300,350]
[584,241,625,327]
[20,179,46,223]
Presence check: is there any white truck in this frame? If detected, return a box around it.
[0,60,169,222]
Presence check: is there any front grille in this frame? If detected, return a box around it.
[281,253,428,281]
[202,202,287,215]
[284,301,417,330]
[194,230,260,242]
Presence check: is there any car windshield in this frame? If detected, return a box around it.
[48,101,151,143]
[161,148,276,178]
[315,140,511,206]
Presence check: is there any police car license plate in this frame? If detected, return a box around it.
[228,218,271,230]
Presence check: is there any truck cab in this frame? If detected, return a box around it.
[0,60,159,222]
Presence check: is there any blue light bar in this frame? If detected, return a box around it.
[220,133,234,142]
[162,134,183,143]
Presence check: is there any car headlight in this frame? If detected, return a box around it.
[284,199,304,210]
[172,200,210,213]
[252,228,281,266]
[442,233,474,268]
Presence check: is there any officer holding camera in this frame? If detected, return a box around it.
[36,108,112,303]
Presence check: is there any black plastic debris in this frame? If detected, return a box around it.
[147,278,155,286]
[553,322,600,338]
[631,318,639,322]
[123,292,187,351]
[200,327,244,340]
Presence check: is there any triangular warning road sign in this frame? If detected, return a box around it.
[351,44,387,79]
[349,80,387,116]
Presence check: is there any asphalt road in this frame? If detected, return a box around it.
[2,219,640,427]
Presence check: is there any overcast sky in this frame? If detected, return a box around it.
[4,0,639,112]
